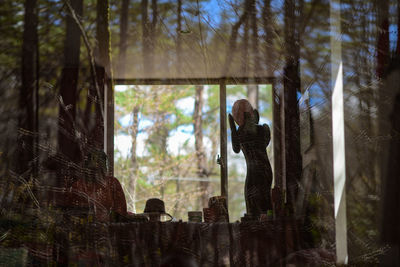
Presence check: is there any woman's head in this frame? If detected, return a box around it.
[85,149,108,176]
[232,99,255,126]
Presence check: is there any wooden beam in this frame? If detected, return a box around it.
[105,78,114,176]
[272,82,283,191]
[113,77,275,86]
[220,80,228,200]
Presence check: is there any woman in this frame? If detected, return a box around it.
[68,149,127,222]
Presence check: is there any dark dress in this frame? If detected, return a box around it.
[230,112,273,217]
[68,175,127,222]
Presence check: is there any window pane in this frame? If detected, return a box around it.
[114,84,220,220]
[226,84,273,222]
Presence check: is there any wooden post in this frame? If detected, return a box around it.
[96,0,113,174]
[105,78,114,175]
[272,82,283,191]
[330,0,348,264]
[220,80,228,200]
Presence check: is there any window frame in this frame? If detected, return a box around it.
[109,77,279,203]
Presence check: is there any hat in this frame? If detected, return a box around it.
[144,198,166,213]
[143,198,173,222]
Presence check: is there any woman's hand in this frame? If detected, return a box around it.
[229,114,240,153]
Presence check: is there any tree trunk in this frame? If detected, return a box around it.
[376,0,389,79]
[283,0,302,214]
[376,0,390,202]
[250,0,260,77]
[151,0,158,47]
[96,0,111,73]
[376,0,390,141]
[247,0,260,109]
[222,5,248,76]
[175,0,183,207]
[156,121,168,199]
[129,106,140,212]
[147,103,169,199]
[150,0,158,74]
[141,0,150,75]
[58,0,82,164]
[118,0,130,77]
[194,85,209,209]
[19,0,38,175]
[210,121,219,178]
[241,0,250,75]
[141,0,157,75]
[176,0,182,74]
[376,0,395,247]
[263,0,275,77]
[360,7,374,191]
[247,85,259,110]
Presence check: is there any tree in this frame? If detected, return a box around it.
[58,0,83,164]
[141,0,158,75]
[222,2,249,76]
[283,0,302,215]
[117,0,141,212]
[118,0,130,77]
[176,0,183,74]
[247,0,260,109]
[263,0,275,77]
[194,85,209,208]
[19,0,38,176]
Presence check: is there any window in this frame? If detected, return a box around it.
[112,77,275,221]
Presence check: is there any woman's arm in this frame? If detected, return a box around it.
[229,114,241,153]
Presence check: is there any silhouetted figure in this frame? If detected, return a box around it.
[68,149,127,222]
[229,99,273,219]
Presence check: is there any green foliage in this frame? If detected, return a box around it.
[114,84,224,218]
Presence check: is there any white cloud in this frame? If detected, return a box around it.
[167,130,195,155]
[139,118,153,131]
[175,96,194,115]
[115,85,128,92]
[119,114,131,127]
[114,132,149,159]
[114,135,131,158]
